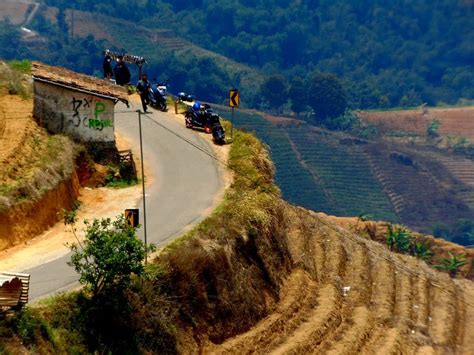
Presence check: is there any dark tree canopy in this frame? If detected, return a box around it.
[288,77,307,116]
[260,75,288,112]
[7,0,473,109]
[308,72,347,122]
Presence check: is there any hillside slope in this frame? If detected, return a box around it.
[206,208,474,354]
[1,125,473,354]
[0,61,79,250]
[214,105,474,237]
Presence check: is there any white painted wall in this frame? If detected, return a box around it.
[34,81,116,143]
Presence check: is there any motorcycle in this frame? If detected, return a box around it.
[210,114,226,145]
[177,92,195,102]
[149,82,168,111]
[185,103,226,144]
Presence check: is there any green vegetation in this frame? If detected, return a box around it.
[68,216,153,296]
[385,223,433,261]
[260,75,288,113]
[434,252,467,277]
[432,219,474,246]
[386,224,411,254]
[426,118,441,138]
[38,0,474,109]
[307,72,348,125]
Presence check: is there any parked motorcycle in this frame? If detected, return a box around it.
[210,115,226,145]
[185,103,226,144]
[149,82,168,111]
[177,92,195,102]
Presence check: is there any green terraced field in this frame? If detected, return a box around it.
[285,127,398,222]
[216,107,398,222]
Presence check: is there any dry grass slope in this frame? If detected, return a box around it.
[205,206,474,354]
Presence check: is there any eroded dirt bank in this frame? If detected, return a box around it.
[0,170,80,251]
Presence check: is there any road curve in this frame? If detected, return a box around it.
[24,102,222,301]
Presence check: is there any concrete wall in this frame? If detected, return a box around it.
[33,81,116,143]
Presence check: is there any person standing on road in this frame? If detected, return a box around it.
[114,56,131,86]
[136,73,152,113]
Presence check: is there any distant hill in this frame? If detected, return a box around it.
[214,105,474,242]
[41,0,474,109]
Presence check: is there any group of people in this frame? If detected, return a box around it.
[103,54,152,112]
[103,54,131,86]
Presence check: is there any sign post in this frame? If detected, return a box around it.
[137,110,148,264]
[229,89,239,140]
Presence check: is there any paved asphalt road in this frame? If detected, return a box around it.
[24,102,222,301]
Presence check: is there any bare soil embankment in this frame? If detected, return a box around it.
[0,65,80,251]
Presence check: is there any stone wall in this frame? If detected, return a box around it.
[33,81,116,143]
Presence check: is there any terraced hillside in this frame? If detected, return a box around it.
[205,208,474,354]
[359,107,474,139]
[41,7,263,99]
[285,126,397,221]
[215,106,474,236]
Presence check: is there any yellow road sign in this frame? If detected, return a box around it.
[229,89,240,108]
[125,209,139,228]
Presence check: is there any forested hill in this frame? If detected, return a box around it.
[41,0,474,109]
[41,0,474,108]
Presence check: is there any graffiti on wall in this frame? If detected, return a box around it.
[70,97,113,130]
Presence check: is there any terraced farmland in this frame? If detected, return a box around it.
[364,143,474,232]
[285,126,398,221]
[206,209,474,354]
[360,106,474,139]
[216,107,332,210]
[216,106,474,236]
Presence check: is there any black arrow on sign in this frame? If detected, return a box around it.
[230,91,239,107]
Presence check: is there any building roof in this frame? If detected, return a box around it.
[32,61,129,103]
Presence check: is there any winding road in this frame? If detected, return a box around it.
[24,102,222,301]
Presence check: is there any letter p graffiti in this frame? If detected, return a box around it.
[95,102,106,119]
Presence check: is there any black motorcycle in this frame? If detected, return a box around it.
[149,82,168,111]
[185,104,226,144]
[210,115,226,145]
[185,103,212,132]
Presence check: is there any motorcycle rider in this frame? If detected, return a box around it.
[136,73,152,113]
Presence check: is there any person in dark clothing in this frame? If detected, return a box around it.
[103,53,113,79]
[114,57,131,86]
[136,73,152,113]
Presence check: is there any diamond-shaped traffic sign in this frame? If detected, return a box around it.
[229,89,239,108]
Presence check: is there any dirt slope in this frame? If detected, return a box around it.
[205,208,474,354]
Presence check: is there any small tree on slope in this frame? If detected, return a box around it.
[68,216,151,296]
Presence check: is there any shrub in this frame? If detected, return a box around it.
[68,215,154,296]
[386,224,411,254]
[434,252,467,277]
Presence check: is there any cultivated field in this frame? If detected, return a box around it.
[360,106,474,139]
[206,208,474,354]
[215,106,474,235]
[0,1,32,25]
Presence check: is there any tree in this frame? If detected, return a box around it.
[307,72,347,125]
[260,75,288,114]
[288,77,307,117]
[68,216,152,296]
